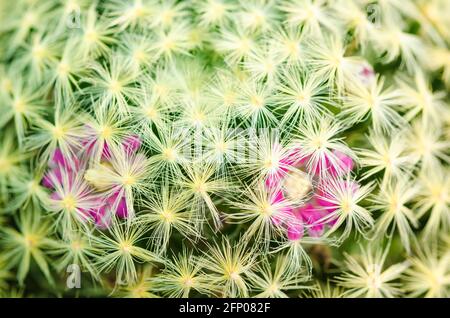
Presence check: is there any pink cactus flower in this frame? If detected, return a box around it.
[270,190,295,226]
[41,134,143,229]
[264,145,356,241]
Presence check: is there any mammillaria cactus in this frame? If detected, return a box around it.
[0,0,449,299]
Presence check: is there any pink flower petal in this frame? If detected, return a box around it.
[298,204,326,237]
[49,148,81,171]
[287,221,304,241]
[102,142,111,160]
[106,191,128,218]
[312,150,354,177]
[50,148,66,168]
[49,192,61,200]
[330,150,354,176]
[123,135,142,154]
[92,205,112,229]
[116,196,128,218]
[315,191,337,212]
[42,167,63,189]
[283,146,308,167]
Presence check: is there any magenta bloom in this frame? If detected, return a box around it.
[41,134,143,229]
[265,146,356,241]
